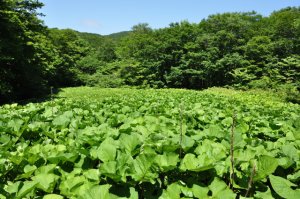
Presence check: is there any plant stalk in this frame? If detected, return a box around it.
[229,110,236,189]
[51,86,54,116]
[245,163,256,197]
[179,103,184,158]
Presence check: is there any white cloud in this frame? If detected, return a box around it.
[81,19,101,28]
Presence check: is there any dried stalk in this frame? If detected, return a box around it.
[179,103,184,158]
[51,86,54,116]
[245,163,256,197]
[229,110,237,189]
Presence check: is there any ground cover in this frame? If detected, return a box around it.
[0,87,299,198]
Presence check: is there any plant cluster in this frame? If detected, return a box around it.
[0,88,299,198]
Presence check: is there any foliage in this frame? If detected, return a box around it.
[0,2,299,104]
[47,28,89,87]
[107,31,131,41]
[0,1,91,102]
[76,31,117,62]
[112,8,300,92]
[0,87,300,198]
[0,0,55,102]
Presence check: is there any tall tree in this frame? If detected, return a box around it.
[48,28,88,87]
[0,0,55,102]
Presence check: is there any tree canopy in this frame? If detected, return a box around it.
[0,1,299,103]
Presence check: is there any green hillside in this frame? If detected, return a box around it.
[106,31,131,40]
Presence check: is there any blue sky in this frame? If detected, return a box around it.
[39,0,300,35]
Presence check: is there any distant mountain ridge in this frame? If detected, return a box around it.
[106,31,131,40]
[75,30,131,44]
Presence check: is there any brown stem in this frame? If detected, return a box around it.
[179,103,184,158]
[229,110,236,189]
[51,86,54,116]
[245,163,256,197]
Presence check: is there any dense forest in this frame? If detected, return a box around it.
[0,0,299,103]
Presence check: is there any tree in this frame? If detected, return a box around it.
[131,23,152,33]
[0,0,56,102]
[48,28,89,87]
[268,7,300,57]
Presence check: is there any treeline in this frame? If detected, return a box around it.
[0,0,89,103]
[0,0,299,103]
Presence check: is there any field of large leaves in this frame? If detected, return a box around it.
[0,87,299,198]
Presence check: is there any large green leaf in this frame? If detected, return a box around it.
[288,170,300,182]
[16,165,37,180]
[5,181,22,194]
[180,153,199,171]
[59,176,86,196]
[234,148,256,162]
[83,169,99,181]
[32,173,59,193]
[119,133,141,155]
[0,134,11,146]
[181,135,195,152]
[35,164,57,175]
[78,184,111,199]
[115,152,134,182]
[179,153,214,172]
[160,183,209,199]
[254,155,278,181]
[192,184,209,198]
[278,157,294,169]
[282,144,299,161]
[99,161,117,178]
[270,175,300,199]
[208,177,236,199]
[221,117,233,127]
[131,154,157,183]
[207,124,225,138]
[182,140,226,172]
[194,139,227,160]
[254,188,274,199]
[90,138,117,162]
[233,128,247,149]
[16,181,38,199]
[159,183,181,199]
[7,119,24,134]
[52,111,73,127]
[154,152,179,171]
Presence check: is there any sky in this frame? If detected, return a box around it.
[38,0,300,35]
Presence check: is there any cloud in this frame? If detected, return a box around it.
[81,19,101,28]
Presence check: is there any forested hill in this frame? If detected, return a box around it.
[74,31,131,47]
[0,0,299,104]
[106,31,131,40]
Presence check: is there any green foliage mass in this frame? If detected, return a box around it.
[0,0,54,102]
[0,87,300,198]
[0,1,299,103]
[0,1,89,103]
[114,10,299,92]
[74,8,299,102]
